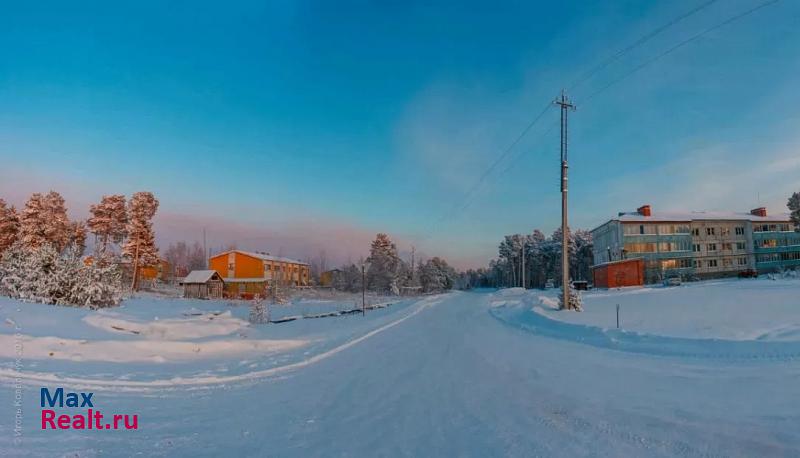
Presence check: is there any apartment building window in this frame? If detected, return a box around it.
[758,239,778,248]
[659,224,690,234]
[692,244,700,252]
[720,228,730,236]
[624,242,656,253]
[658,241,691,252]
[754,223,791,232]
[721,242,732,250]
[707,243,717,251]
[692,228,700,236]
[678,258,692,268]
[707,259,718,267]
[757,253,780,263]
[736,242,746,250]
[737,257,748,266]
[735,227,745,235]
[623,224,655,235]
[755,252,800,263]
[693,260,700,268]
[722,258,733,267]
[706,227,716,236]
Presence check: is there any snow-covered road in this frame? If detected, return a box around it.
[4,290,799,457]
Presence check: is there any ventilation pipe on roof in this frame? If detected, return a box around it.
[637,205,651,217]
[750,207,767,217]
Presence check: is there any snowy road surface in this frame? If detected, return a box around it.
[3,290,799,457]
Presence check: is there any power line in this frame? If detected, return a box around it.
[436,100,554,223]
[432,1,733,227]
[580,0,781,105]
[419,0,782,242]
[568,0,719,91]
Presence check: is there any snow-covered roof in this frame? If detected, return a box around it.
[614,211,792,223]
[183,270,222,284]
[222,277,268,283]
[211,250,309,266]
[590,257,645,269]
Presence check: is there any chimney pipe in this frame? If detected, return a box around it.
[750,207,767,217]
[637,205,652,217]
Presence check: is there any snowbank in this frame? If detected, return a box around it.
[489,279,800,360]
[496,287,526,297]
[0,333,308,363]
[538,278,800,341]
[83,310,248,340]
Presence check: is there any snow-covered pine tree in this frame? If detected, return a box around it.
[42,191,71,251]
[418,257,457,292]
[18,191,72,251]
[69,221,88,257]
[789,191,800,231]
[249,295,268,324]
[122,192,160,267]
[70,258,123,308]
[558,285,583,311]
[0,199,19,255]
[19,193,48,249]
[0,242,123,308]
[366,233,401,293]
[87,194,128,256]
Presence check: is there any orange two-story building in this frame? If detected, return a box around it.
[208,250,310,297]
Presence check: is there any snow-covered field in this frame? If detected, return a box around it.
[2,279,800,457]
[0,293,423,387]
[536,278,800,341]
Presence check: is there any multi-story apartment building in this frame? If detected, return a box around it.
[591,205,800,283]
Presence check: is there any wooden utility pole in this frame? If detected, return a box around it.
[361,264,366,315]
[203,227,208,269]
[410,245,416,284]
[130,237,141,292]
[521,241,526,289]
[554,90,576,310]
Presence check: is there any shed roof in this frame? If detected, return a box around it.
[183,270,222,284]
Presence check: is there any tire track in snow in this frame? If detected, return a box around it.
[0,295,443,392]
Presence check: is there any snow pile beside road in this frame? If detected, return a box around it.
[539,278,800,341]
[497,287,526,297]
[0,333,307,363]
[537,296,559,310]
[489,278,800,360]
[83,310,247,339]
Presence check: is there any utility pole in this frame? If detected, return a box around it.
[410,245,416,283]
[203,227,208,269]
[361,263,366,315]
[130,237,141,292]
[554,90,576,310]
[521,241,525,289]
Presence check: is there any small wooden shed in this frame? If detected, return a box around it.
[591,258,645,288]
[183,270,224,299]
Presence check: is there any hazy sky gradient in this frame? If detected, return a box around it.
[1,0,799,268]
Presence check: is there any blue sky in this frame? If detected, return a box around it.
[1,0,799,268]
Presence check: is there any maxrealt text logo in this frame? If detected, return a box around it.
[40,387,139,430]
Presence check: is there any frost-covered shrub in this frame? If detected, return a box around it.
[558,285,583,311]
[0,243,123,308]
